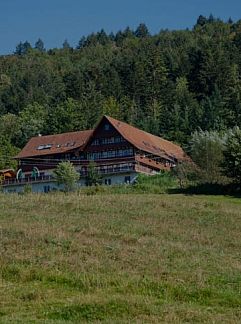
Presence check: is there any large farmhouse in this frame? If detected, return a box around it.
[3,115,189,193]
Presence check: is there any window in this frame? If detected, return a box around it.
[104,178,111,185]
[44,185,51,193]
[87,148,133,160]
[118,148,133,157]
[92,136,126,145]
[109,137,115,144]
[104,123,110,131]
[102,151,108,159]
[91,139,100,146]
[107,150,115,158]
[102,138,108,144]
[125,176,131,184]
[37,144,52,150]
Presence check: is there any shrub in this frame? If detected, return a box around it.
[85,161,102,186]
[23,184,32,194]
[223,127,241,183]
[53,161,79,192]
[189,130,227,183]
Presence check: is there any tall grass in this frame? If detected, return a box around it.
[0,192,241,322]
[82,172,177,195]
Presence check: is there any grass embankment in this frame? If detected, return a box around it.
[83,172,177,195]
[0,192,241,323]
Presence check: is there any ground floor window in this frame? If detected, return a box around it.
[104,179,111,185]
[124,176,131,183]
[44,185,51,193]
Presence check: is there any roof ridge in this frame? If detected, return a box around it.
[106,115,182,150]
[30,129,93,140]
[105,115,186,160]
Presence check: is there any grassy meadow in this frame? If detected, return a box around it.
[0,192,241,323]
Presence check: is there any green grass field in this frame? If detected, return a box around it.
[0,192,241,323]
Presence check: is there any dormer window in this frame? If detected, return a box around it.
[37,144,52,150]
[37,145,45,150]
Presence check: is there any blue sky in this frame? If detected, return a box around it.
[1,0,241,54]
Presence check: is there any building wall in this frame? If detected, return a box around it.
[3,171,138,193]
[100,172,137,186]
[7,119,166,193]
[3,181,61,194]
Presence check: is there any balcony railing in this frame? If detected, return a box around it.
[80,164,135,176]
[2,175,54,187]
[2,161,159,187]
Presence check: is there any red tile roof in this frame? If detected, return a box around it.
[15,115,188,162]
[135,155,171,171]
[105,116,188,161]
[15,130,93,159]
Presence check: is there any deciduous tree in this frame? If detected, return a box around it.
[53,161,79,192]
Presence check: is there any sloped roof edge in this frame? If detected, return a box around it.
[104,115,188,161]
[15,129,93,159]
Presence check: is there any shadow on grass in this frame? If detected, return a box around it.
[168,183,241,198]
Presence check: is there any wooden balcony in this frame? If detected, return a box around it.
[2,175,54,187]
[80,163,135,176]
[3,158,166,188]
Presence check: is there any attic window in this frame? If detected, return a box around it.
[104,124,110,131]
[37,144,52,150]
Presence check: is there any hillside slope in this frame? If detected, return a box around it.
[0,193,241,322]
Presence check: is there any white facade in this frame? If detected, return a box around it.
[2,171,138,194]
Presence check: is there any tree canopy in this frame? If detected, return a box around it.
[53,161,79,192]
[1,16,241,173]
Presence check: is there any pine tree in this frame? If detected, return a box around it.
[63,39,71,49]
[77,36,86,49]
[196,15,208,27]
[22,41,32,54]
[14,42,24,55]
[35,38,45,52]
[135,23,150,38]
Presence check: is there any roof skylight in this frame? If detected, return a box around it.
[37,144,52,150]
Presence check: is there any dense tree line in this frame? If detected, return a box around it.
[1,15,241,173]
